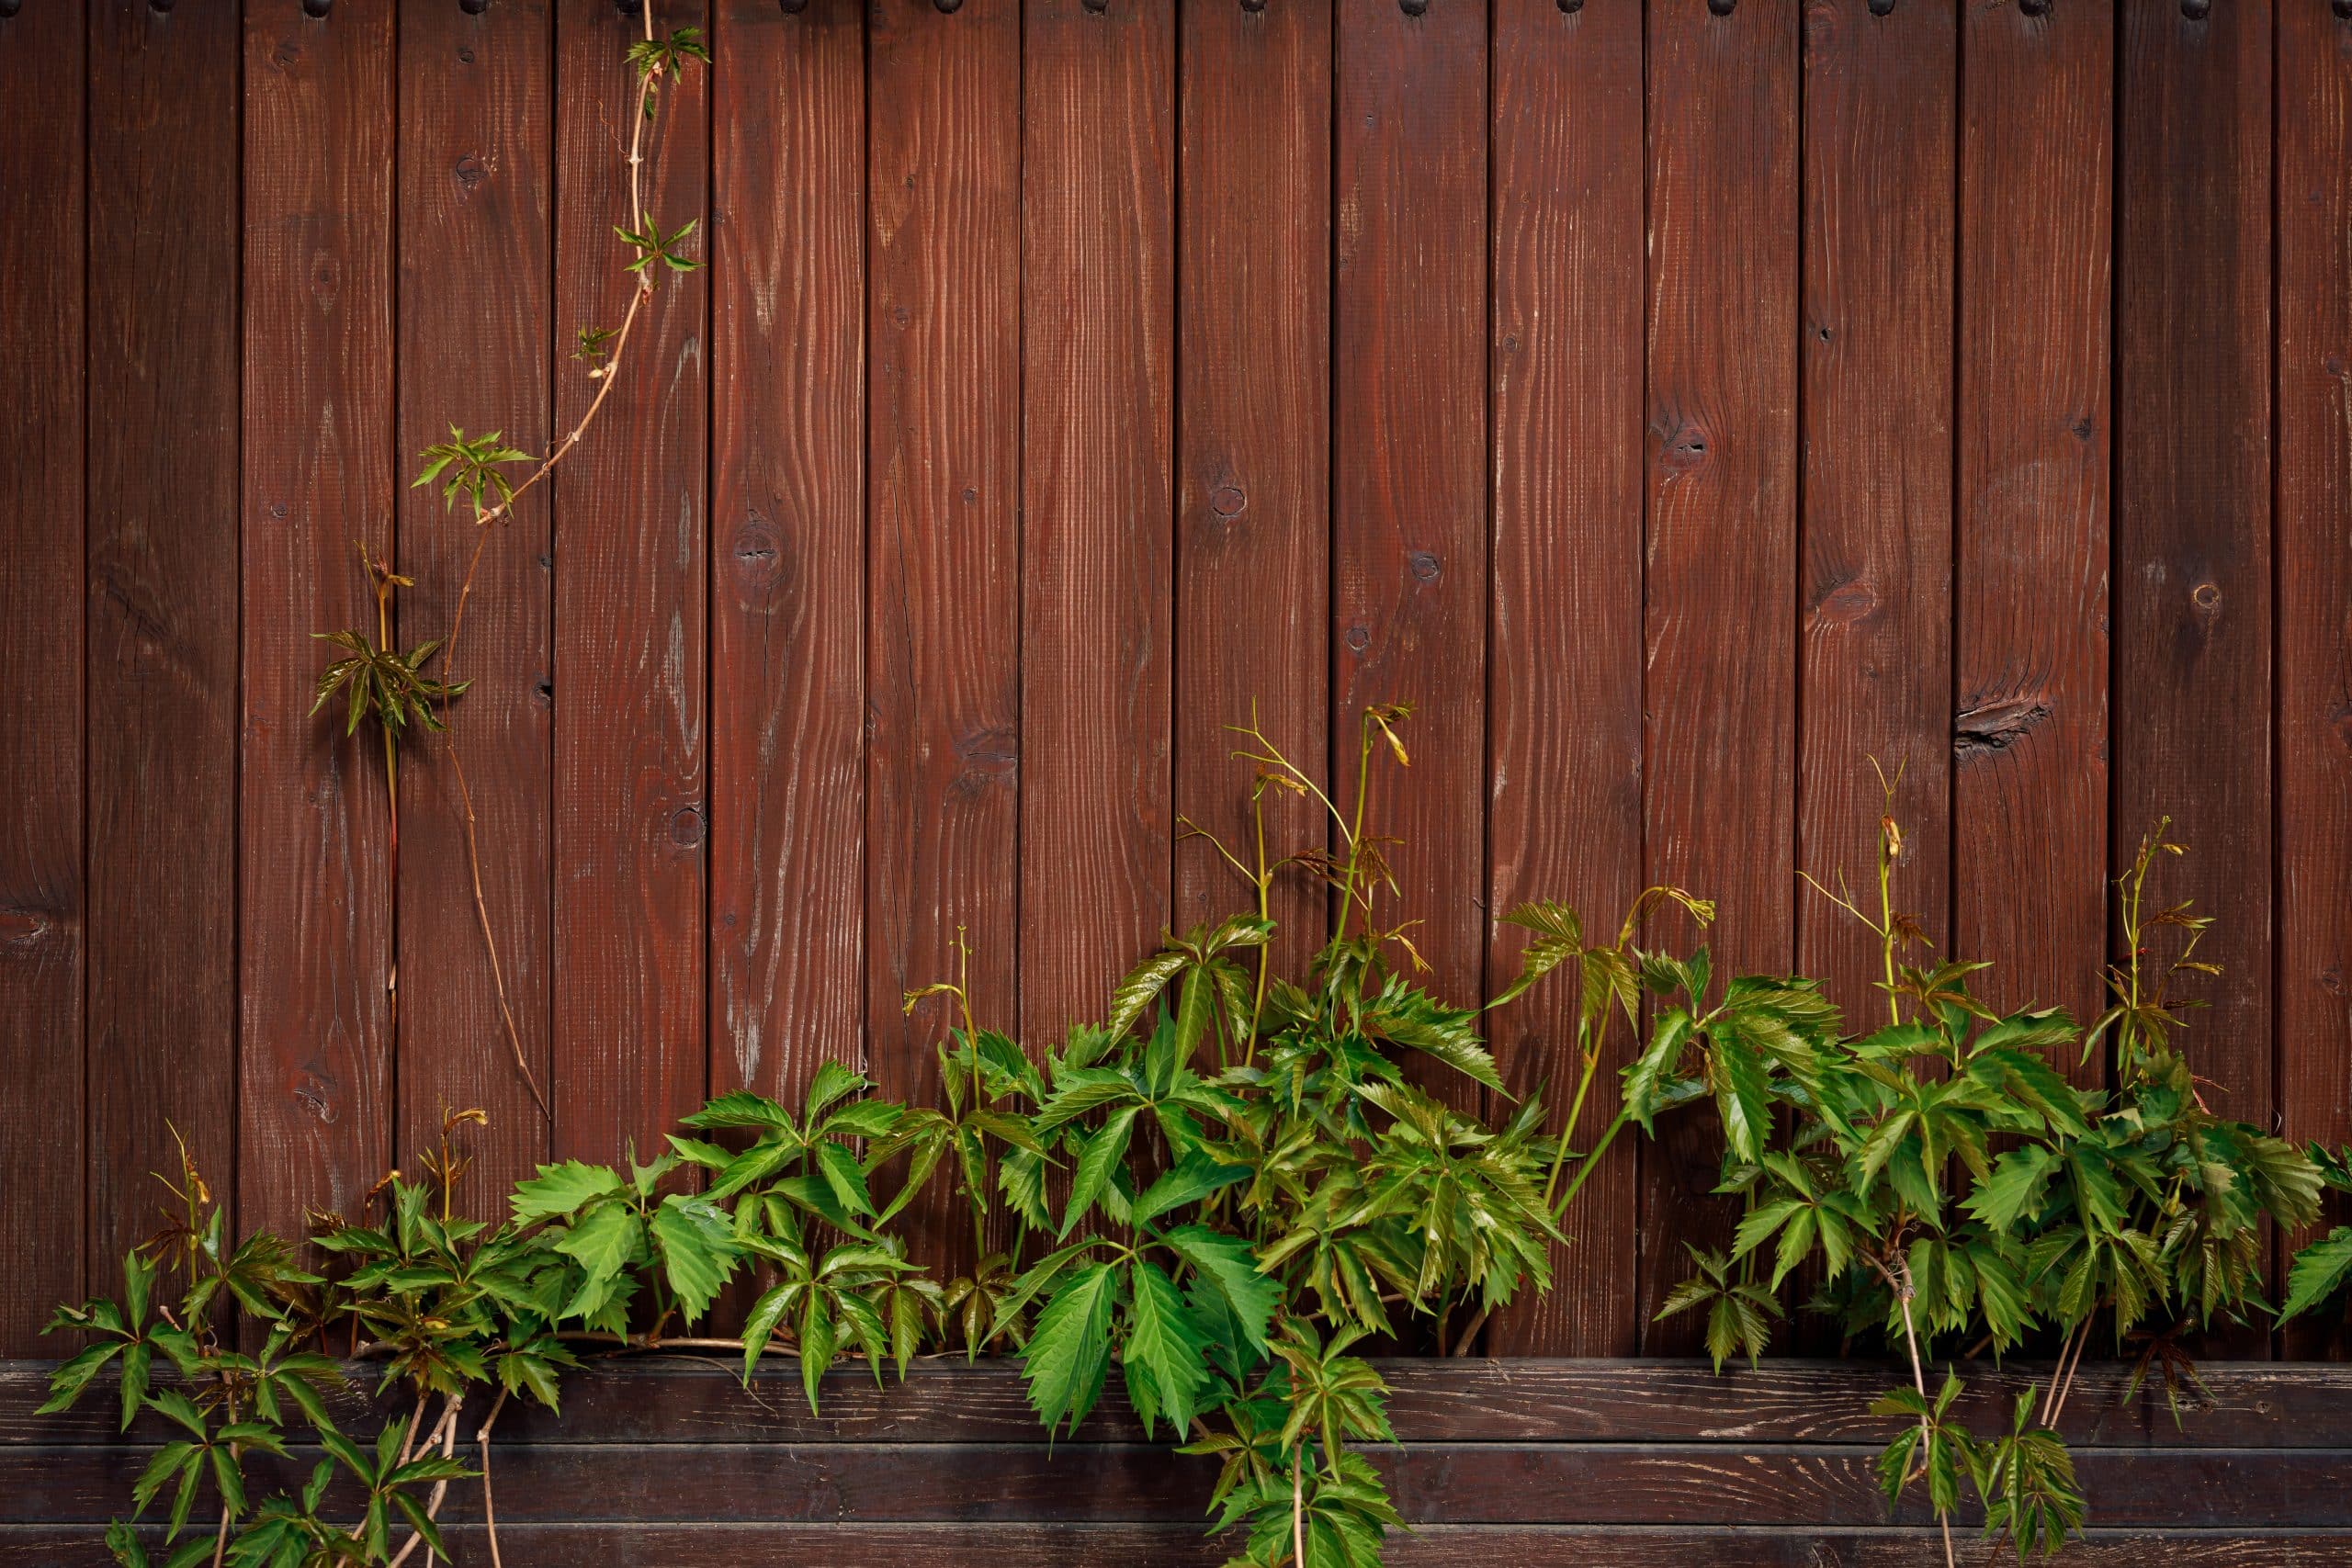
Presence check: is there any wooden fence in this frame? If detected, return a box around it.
[0,0,2346,1361]
[9,1359,2352,1562]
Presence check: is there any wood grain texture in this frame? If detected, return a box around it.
[2115,0,2273,1145]
[394,0,555,1201]
[1638,0,1800,1352]
[550,0,711,1165]
[1796,0,1953,1015]
[1952,0,2111,1072]
[2278,0,2352,1362]
[709,0,865,1102]
[0,0,85,1354]
[14,1437,2352,1530]
[12,1524,2351,1568]
[86,0,242,1292]
[1485,0,1645,1357]
[865,0,1023,1276]
[14,1359,2352,1450]
[1333,0,1489,1108]
[241,0,398,1235]
[1019,0,1176,1040]
[1175,0,1331,969]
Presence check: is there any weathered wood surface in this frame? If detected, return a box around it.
[0,0,2346,1369]
[8,1362,2352,1562]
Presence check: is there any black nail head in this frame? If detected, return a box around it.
[1707,0,1735,15]
[1868,0,1894,14]
[2335,0,2352,21]
[302,0,331,15]
[1081,0,1107,11]
[2020,0,2050,15]
[2180,0,2209,17]
[1401,0,1428,14]
[460,0,488,13]
[781,0,808,11]
[1242,0,1266,11]
[934,0,963,11]
[0,0,21,18]
[1558,0,1584,12]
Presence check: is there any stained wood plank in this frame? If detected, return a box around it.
[2116,0,2274,1224]
[17,1359,2352,1450]
[1952,0,2112,1070]
[1637,0,1800,1352]
[1797,0,1954,1013]
[1485,0,1645,1356]
[1332,0,1489,1111]
[865,0,1023,1278]
[241,0,399,1235]
[11,1524,2350,1568]
[2278,0,2352,1363]
[394,0,556,1202]
[1018,0,1176,1040]
[708,0,865,1102]
[14,1438,2352,1530]
[86,0,241,1315]
[0,0,85,1354]
[1174,0,1331,971]
[550,0,711,1164]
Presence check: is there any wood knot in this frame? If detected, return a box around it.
[1408,550,1441,583]
[669,805,707,849]
[1346,625,1371,653]
[1211,485,1247,519]
[1814,578,1878,626]
[1953,695,2052,761]
[731,516,784,593]
[2190,581,2222,621]
[454,153,487,192]
[0,907,55,947]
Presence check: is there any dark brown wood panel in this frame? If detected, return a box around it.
[0,0,85,1355]
[1486,0,1646,1357]
[241,0,399,1235]
[86,0,242,1306]
[2278,0,2352,1362]
[865,0,1023,1276]
[1175,0,1332,970]
[394,0,556,1201]
[550,0,711,1165]
[709,0,865,1102]
[1333,0,1489,1111]
[2115,0,2274,1151]
[1019,0,1176,1041]
[1797,0,1954,1013]
[12,1524,2352,1568]
[1637,0,1801,1352]
[1952,0,2112,1074]
[15,1358,2352,1450]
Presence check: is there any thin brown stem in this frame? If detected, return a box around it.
[385,1394,463,1568]
[477,1387,511,1568]
[1291,1446,1306,1567]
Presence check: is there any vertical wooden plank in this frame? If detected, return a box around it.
[2278,0,2352,1361]
[1638,0,1799,1354]
[2116,0,2273,1138]
[0,0,85,1352]
[866,0,1021,1272]
[709,0,865,1102]
[1798,0,1954,1013]
[86,0,241,1283]
[242,0,398,1235]
[1953,0,2111,1074]
[551,0,711,1164]
[1176,0,1331,965]
[395,0,554,1197]
[1019,0,1176,1039]
[1333,0,1488,1100]
[1485,0,1645,1358]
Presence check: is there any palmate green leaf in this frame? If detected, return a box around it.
[1966,1144,2064,1235]
[511,1159,626,1224]
[679,1089,798,1135]
[1490,900,1584,1009]
[1623,1010,1695,1134]
[2280,1227,2352,1323]
[813,1140,876,1218]
[1355,976,1505,1094]
[1108,948,1191,1039]
[1967,1046,2089,1138]
[1131,1150,1249,1229]
[1060,1106,1140,1238]
[1161,1224,1279,1356]
[1121,1260,1211,1438]
[650,1195,741,1324]
[1020,1261,1121,1437]
[1711,1029,1771,1163]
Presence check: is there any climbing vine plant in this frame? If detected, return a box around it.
[37,6,2352,1568]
